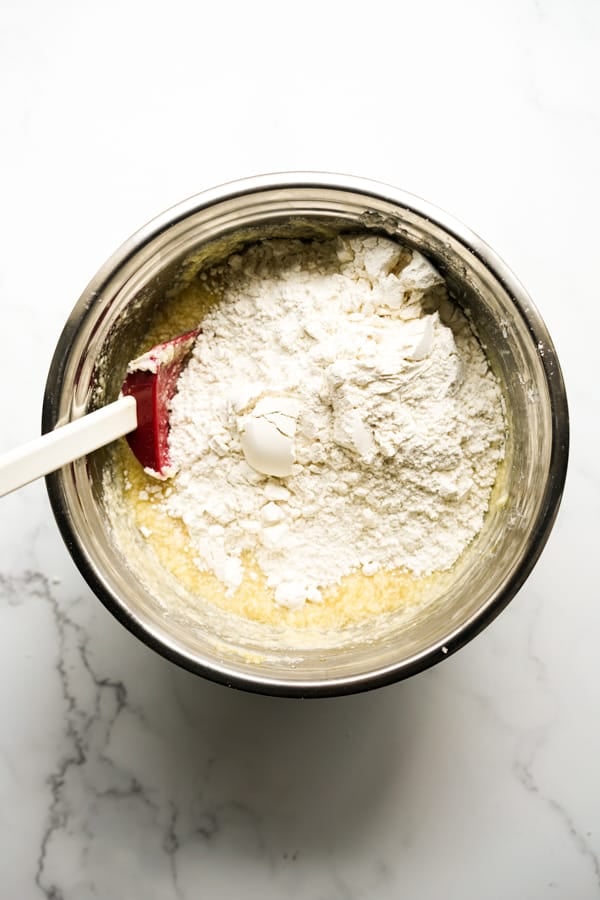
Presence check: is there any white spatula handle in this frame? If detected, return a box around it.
[0,395,137,498]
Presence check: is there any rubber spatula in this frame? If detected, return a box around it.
[0,328,199,498]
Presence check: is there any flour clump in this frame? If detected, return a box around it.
[164,236,505,609]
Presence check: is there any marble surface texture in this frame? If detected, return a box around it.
[0,1,597,897]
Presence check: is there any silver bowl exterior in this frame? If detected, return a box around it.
[43,173,569,697]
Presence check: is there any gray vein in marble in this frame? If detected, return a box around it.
[26,570,121,900]
[163,803,183,900]
[0,570,285,900]
[512,596,600,894]
[0,571,177,900]
[437,591,600,893]
[514,752,600,892]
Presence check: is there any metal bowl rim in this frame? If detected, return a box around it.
[43,171,570,698]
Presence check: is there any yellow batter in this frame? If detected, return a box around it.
[107,235,507,633]
[113,441,443,629]
[110,277,448,630]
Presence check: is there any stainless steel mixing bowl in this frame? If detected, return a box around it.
[43,173,569,697]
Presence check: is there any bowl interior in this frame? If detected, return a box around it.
[44,180,567,695]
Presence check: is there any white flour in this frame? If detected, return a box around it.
[163,235,505,609]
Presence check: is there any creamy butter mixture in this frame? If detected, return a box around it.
[109,235,505,628]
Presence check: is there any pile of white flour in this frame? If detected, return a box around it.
[163,235,505,609]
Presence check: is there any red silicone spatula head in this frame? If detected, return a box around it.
[121,329,200,477]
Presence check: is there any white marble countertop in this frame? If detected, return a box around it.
[0,1,597,897]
